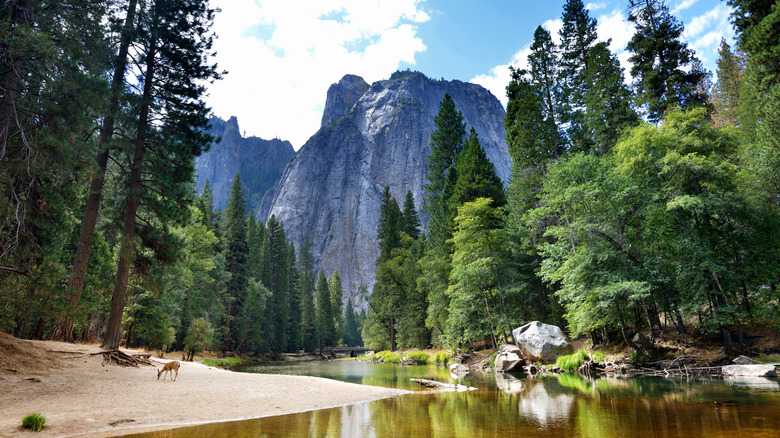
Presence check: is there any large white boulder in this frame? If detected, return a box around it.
[512,321,574,364]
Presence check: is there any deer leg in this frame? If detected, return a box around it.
[174,368,178,381]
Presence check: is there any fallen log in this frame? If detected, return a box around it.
[411,378,477,391]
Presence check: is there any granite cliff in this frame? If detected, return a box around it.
[260,71,512,310]
[195,116,295,212]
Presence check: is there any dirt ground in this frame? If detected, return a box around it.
[0,332,407,437]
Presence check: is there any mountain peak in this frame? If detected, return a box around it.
[320,74,369,129]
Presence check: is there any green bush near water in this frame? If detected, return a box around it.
[556,350,590,371]
[376,350,402,363]
[405,351,431,364]
[430,350,451,365]
[22,413,46,432]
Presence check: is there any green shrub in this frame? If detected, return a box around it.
[556,350,590,371]
[22,413,45,432]
[406,351,430,364]
[430,350,451,365]
[376,350,402,363]
[629,351,647,364]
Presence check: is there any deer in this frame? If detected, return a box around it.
[157,360,180,381]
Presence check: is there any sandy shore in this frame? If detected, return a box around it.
[0,333,407,437]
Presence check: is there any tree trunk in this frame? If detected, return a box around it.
[53,0,139,342]
[0,0,31,161]
[390,314,396,351]
[102,20,158,350]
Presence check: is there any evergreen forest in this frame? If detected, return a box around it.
[1,0,778,358]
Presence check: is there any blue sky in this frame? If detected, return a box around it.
[207,0,735,149]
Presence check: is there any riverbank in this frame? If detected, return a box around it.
[0,333,407,437]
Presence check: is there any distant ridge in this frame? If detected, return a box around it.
[195,116,295,212]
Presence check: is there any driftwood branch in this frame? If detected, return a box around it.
[97,349,154,367]
[411,378,477,391]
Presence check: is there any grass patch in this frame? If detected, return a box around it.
[591,350,606,362]
[430,350,451,365]
[405,351,430,364]
[375,350,402,363]
[556,349,590,371]
[203,357,249,368]
[22,413,45,432]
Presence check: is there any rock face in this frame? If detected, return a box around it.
[195,116,295,212]
[494,344,526,372]
[512,321,574,364]
[260,71,512,310]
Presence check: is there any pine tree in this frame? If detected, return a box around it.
[298,238,317,351]
[505,68,560,169]
[342,299,360,346]
[529,25,564,158]
[425,94,466,201]
[582,41,640,153]
[400,191,422,239]
[314,269,334,350]
[449,129,506,215]
[376,186,402,263]
[626,0,707,121]
[558,0,598,153]
[102,0,222,349]
[710,38,746,128]
[222,173,248,351]
[265,215,289,352]
[286,241,301,352]
[328,270,343,345]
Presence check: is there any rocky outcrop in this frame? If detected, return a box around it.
[195,116,295,212]
[321,75,370,129]
[512,321,574,364]
[260,71,512,310]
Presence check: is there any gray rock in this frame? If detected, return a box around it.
[195,116,295,212]
[722,364,778,377]
[512,321,574,364]
[450,363,469,375]
[494,344,526,372]
[732,355,756,365]
[260,71,512,310]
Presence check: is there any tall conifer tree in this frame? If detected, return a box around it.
[626,0,707,121]
[558,0,598,152]
[222,173,248,351]
[529,26,565,158]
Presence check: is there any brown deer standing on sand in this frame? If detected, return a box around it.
[157,361,180,381]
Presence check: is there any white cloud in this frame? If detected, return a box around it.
[586,2,607,11]
[683,4,733,63]
[671,0,699,15]
[206,0,429,149]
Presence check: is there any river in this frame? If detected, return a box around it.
[124,360,780,437]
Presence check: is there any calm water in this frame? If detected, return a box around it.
[126,360,780,437]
